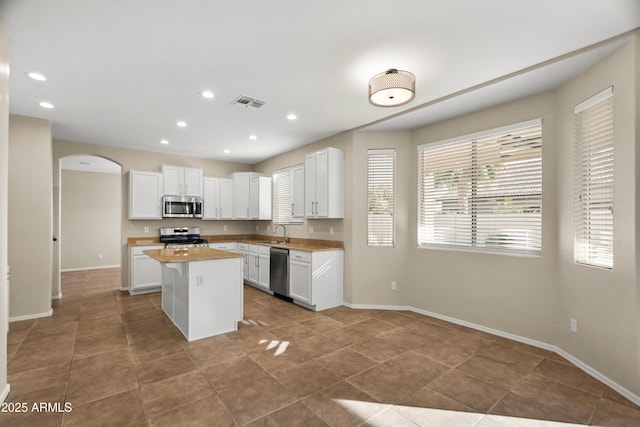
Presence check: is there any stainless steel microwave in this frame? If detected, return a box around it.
[162,195,203,218]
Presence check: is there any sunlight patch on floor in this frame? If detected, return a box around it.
[259,338,290,356]
[334,399,591,426]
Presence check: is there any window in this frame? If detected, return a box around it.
[273,165,304,225]
[417,119,542,255]
[574,87,614,269]
[368,149,395,246]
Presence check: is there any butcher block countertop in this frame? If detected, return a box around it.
[144,247,244,263]
[128,234,344,252]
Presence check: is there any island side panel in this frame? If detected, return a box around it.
[188,257,244,340]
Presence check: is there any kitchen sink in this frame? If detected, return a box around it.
[260,240,286,244]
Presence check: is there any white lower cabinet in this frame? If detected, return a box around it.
[238,243,249,281]
[129,245,164,294]
[289,249,344,311]
[244,244,270,292]
[289,250,312,304]
[258,246,270,290]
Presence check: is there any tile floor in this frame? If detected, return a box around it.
[2,267,639,426]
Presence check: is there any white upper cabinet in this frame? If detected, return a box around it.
[232,172,256,219]
[305,147,343,218]
[203,177,233,220]
[129,170,162,220]
[233,171,271,220]
[162,165,203,197]
[250,176,272,220]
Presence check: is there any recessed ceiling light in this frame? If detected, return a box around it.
[27,72,47,81]
[223,149,230,154]
[160,139,169,145]
[249,135,257,140]
[201,90,214,99]
[286,113,297,120]
[39,101,54,109]
[176,121,187,127]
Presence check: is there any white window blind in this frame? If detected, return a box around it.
[574,87,614,269]
[273,166,303,225]
[417,119,542,255]
[368,149,395,246]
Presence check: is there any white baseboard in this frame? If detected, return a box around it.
[0,383,10,404]
[346,301,640,407]
[61,265,120,272]
[9,308,53,322]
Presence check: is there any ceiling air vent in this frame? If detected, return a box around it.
[232,95,267,109]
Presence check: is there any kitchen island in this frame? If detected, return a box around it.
[145,247,244,341]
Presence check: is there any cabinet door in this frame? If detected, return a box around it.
[202,177,219,219]
[289,259,311,304]
[258,253,270,290]
[252,176,272,220]
[292,165,305,218]
[250,177,259,219]
[241,252,249,281]
[183,167,203,197]
[162,165,183,196]
[219,179,234,219]
[248,253,259,285]
[304,154,316,217]
[233,173,251,219]
[130,171,162,220]
[132,255,162,290]
[314,150,329,217]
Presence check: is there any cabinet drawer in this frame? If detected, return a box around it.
[289,250,311,263]
[132,245,163,256]
[258,245,271,256]
[238,243,249,251]
[209,242,238,251]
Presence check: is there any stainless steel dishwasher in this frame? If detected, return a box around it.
[269,247,289,297]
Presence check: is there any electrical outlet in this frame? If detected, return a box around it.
[309,226,314,233]
[144,226,149,233]
[98,253,103,259]
[391,281,397,291]
[256,225,259,231]
[570,318,578,333]
[223,225,228,231]
[330,227,334,235]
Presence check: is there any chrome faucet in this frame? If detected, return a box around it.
[273,224,289,243]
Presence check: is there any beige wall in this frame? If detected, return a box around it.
[556,38,638,396]
[52,139,256,294]
[0,18,10,402]
[8,116,53,319]
[259,35,640,399]
[350,131,412,307]
[61,170,121,270]
[407,92,559,344]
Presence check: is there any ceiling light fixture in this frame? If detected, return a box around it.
[27,72,47,81]
[223,149,230,154]
[201,90,214,99]
[286,114,297,120]
[39,101,54,109]
[249,135,257,140]
[176,121,187,127]
[368,68,415,107]
[160,139,169,145]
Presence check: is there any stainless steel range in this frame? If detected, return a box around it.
[159,227,209,248]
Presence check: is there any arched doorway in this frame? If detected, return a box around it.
[55,155,122,298]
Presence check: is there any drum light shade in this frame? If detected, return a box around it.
[368,69,415,107]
